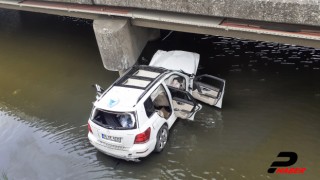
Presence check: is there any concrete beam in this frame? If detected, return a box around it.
[0,1,99,19]
[42,0,92,4]
[1,0,319,48]
[132,19,320,49]
[93,17,159,71]
[42,0,320,27]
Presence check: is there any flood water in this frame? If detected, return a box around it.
[0,9,320,180]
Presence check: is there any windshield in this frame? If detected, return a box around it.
[91,109,136,130]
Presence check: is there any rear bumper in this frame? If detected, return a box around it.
[88,133,155,161]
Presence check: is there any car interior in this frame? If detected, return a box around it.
[192,75,223,106]
[165,74,186,90]
[92,109,135,129]
[168,87,196,119]
[150,85,172,119]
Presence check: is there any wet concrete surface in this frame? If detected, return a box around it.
[0,9,320,180]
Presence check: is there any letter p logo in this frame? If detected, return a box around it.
[268,152,298,173]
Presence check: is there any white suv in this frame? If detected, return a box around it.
[88,50,225,161]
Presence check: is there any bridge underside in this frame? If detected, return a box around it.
[0,0,320,72]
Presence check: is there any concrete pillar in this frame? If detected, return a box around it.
[93,17,159,71]
[118,69,127,77]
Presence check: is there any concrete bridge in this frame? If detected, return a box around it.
[0,0,320,73]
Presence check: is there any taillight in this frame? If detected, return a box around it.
[88,121,93,133]
[134,127,151,144]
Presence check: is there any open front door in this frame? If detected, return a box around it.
[168,87,201,120]
[192,75,226,108]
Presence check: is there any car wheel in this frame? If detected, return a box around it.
[154,125,168,153]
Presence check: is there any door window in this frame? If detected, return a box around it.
[144,97,155,118]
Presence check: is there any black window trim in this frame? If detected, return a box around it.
[143,97,156,118]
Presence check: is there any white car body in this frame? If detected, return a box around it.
[88,50,225,161]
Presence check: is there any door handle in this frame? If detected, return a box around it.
[177,102,184,105]
[202,87,210,91]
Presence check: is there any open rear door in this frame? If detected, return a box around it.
[192,75,226,108]
[168,87,201,120]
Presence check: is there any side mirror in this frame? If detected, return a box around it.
[92,84,105,99]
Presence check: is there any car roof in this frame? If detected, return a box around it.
[94,86,144,112]
[94,65,169,112]
[114,65,167,90]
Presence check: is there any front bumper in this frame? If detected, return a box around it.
[88,133,155,161]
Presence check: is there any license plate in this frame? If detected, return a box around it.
[101,134,122,143]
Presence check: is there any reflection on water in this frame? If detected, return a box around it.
[0,106,92,179]
[1,9,320,180]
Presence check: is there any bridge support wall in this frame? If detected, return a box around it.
[93,17,158,72]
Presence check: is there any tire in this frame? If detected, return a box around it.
[154,124,169,153]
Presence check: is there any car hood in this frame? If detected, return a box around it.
[149,50,200,75]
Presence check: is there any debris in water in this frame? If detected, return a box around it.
[12,89,21,95]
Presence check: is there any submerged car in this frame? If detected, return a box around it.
[88,50,225,161]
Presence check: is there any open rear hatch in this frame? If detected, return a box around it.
[91,109,137,149]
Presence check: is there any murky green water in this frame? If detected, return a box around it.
[1,10,320,180]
